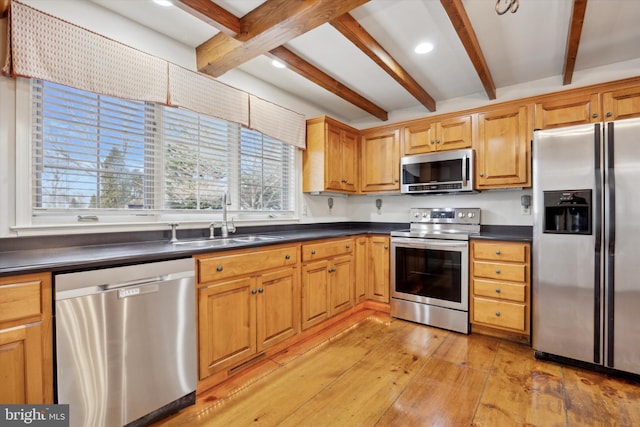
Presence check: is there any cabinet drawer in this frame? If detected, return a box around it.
[472,242,526,262]
[473,298,525,331]
[302,239,353,261]
[198,246,298,283]
[473,279,526,302]
[473,261,526,282]
[0,280,42,323]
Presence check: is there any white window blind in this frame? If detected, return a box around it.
[30,80,297,219]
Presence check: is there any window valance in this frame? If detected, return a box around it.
[2,0,305,149]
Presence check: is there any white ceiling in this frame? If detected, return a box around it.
[90,0,640,123]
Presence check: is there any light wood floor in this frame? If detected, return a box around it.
[160,310,640,426]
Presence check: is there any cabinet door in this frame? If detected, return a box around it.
[368,236,390,302]
[0,324,44,404]
[476,105,531,189]
[534,94,600,129]
[301,260,330,330]
[360,129,400,192]
[354,236,368,303]
[341,130,359,193]
[437,115,472,151]
[329,255,354,315]
[198,277,256,379]
[602,86,640,121]
[256,267,299,352]
[325,125,345,191]
[403,121,436,155]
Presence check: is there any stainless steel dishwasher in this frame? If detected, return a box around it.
[54,258,197,427]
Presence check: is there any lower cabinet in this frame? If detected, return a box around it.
[196,246,299,380]
[0,273,53,404]
[470,240,531,342]
[367,235,390,303]
[354,236,368,303]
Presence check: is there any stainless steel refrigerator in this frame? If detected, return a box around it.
[532,118,640,376]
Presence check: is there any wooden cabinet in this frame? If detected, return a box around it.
[196,245,299,380]
[301,238,354,330]
[354,236,368,303]
[304,116,358,194]
[359,128,400,193]
[602,85,640,121]
[403,115,472,155]
[475,104,531,189]
[470,240,530,342]
[367,235,390,303]
[0,273,53,404]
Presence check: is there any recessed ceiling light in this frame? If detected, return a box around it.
[153,0,173,7]
[272,59,286,69]
[414,42,434,54]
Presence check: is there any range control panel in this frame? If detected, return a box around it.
[410,208,481,225]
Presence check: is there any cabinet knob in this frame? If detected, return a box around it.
[346,244,350,249]
[285,254,291,260]
[394,179,399,183]
[311,250,316,255]
[436,139,441,144]
[495,269,501,274]
[341,179,347,184]
[495,250,501,255]
[592,113,599,118]
[216,265,223,272]
[328,268,336,273]
[384,245,388,250]
[258,288,264,293]
[495,311,501,317]
[495,288,501,293]
[251,289,257,294]
[430,140,435,145]
[479,172,484,177]
[606,112,613,118]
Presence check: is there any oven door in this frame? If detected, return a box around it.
[391,237,469,311]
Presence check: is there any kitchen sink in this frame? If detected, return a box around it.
[171,235,283,248]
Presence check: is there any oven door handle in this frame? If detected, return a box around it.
[391,238,468,251]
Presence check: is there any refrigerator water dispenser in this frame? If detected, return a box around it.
[543,190,591,234]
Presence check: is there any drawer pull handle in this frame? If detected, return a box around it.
[495,269,501,274]
[251,289,257,294]
[328,268,336,273]
[311,250,316,255]
[495,250,501,255]
[285,254,291,260]
[495,311,501,317]
[216,266,223,272]
[495,288,501,293]
[346,244,350,249]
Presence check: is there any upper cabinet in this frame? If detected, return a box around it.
[535,83,640,129]
[360,128,400,193]
[304,116,359,194]
[475,104,532,189]
[403,115,472,155]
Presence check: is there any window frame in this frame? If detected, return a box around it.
[13,78,301,233]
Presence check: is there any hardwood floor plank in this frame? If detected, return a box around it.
[431,331,500,372]
[473,341,566,426]
[170,318,395,426]
[563,366,640,426]
[277,320,446,426]
[377,358,488,426]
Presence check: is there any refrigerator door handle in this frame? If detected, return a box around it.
[593,123,602,364]
[606,122,616,368]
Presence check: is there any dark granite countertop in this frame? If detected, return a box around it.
[0,222,532,276]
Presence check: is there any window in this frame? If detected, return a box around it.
[29,80,296,222]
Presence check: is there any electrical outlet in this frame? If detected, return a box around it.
[521,205,530,215]
[302,203,308,216]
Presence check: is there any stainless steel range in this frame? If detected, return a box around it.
[391,207,480,334]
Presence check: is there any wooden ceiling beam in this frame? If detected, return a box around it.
[441,0,496,100]
[330,13,436,112]
[175,0,241,37]
[562,0,588,85]
[195,0,369,77]
[269,46,388,121]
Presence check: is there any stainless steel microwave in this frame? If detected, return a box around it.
[400,148,475,194]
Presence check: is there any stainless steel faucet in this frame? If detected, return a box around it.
[220,191,236,238]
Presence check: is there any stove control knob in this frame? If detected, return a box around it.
[422,213,428,219]
[467,212,475,218]
[458,212,465,218]
[413,212,420,219]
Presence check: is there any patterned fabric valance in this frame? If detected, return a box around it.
[2,0,306,149]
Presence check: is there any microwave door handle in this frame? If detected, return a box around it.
[462,154,467,186]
